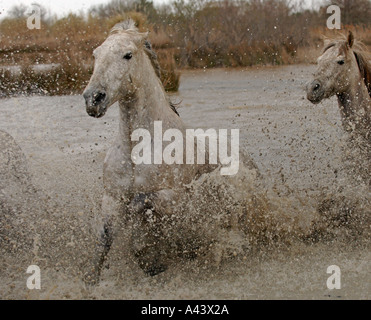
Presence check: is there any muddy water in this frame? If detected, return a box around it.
[0,65,369,299]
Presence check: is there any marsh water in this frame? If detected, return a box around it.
[0,65,369,299]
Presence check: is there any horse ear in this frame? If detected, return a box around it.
[347,31,354,48]
[321,35,332,47]
[133,31,149,45]
[141,31,149,41]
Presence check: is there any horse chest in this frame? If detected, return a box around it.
[131,164,189,192]
[103,142,133,194]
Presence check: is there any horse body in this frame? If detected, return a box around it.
[306,31,371,185]
[336,75,371,141]
[83,20,214,283]
[103,72,204,197]
[307,32,371,139]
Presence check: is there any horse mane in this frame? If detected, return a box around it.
[143,40,161,80]
[354,50,371,98]
[110,19,138,34]
[110,19,179,116]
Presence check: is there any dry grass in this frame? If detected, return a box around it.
[294,25,371,64]
[0,1,370,97]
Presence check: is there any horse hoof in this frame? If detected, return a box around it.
[141,263,167,277]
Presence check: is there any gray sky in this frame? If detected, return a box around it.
[0,0,161,18]
[0,0,318,18]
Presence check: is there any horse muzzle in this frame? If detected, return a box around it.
[83,89,108,118]
[306,80,324,104]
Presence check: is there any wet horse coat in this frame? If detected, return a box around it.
[82,20,218,283]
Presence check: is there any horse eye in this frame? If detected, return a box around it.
[123,52,132,60]
[337,60,345,65]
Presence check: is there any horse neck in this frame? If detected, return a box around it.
[336,71,371,141]
[118,60,183,141]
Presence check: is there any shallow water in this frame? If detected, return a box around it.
[0,65,369,299]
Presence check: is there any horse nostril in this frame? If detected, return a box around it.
[93,91,106,105]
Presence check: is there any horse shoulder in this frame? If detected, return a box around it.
[103,140,133,198]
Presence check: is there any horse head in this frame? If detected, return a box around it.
[83,20,149,118]
[306,31,369,104]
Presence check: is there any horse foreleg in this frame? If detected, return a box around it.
[84,193,122,285]
[129,189,177,276]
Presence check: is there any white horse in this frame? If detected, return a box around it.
[306,31,371,185]
[83,20,256,284]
